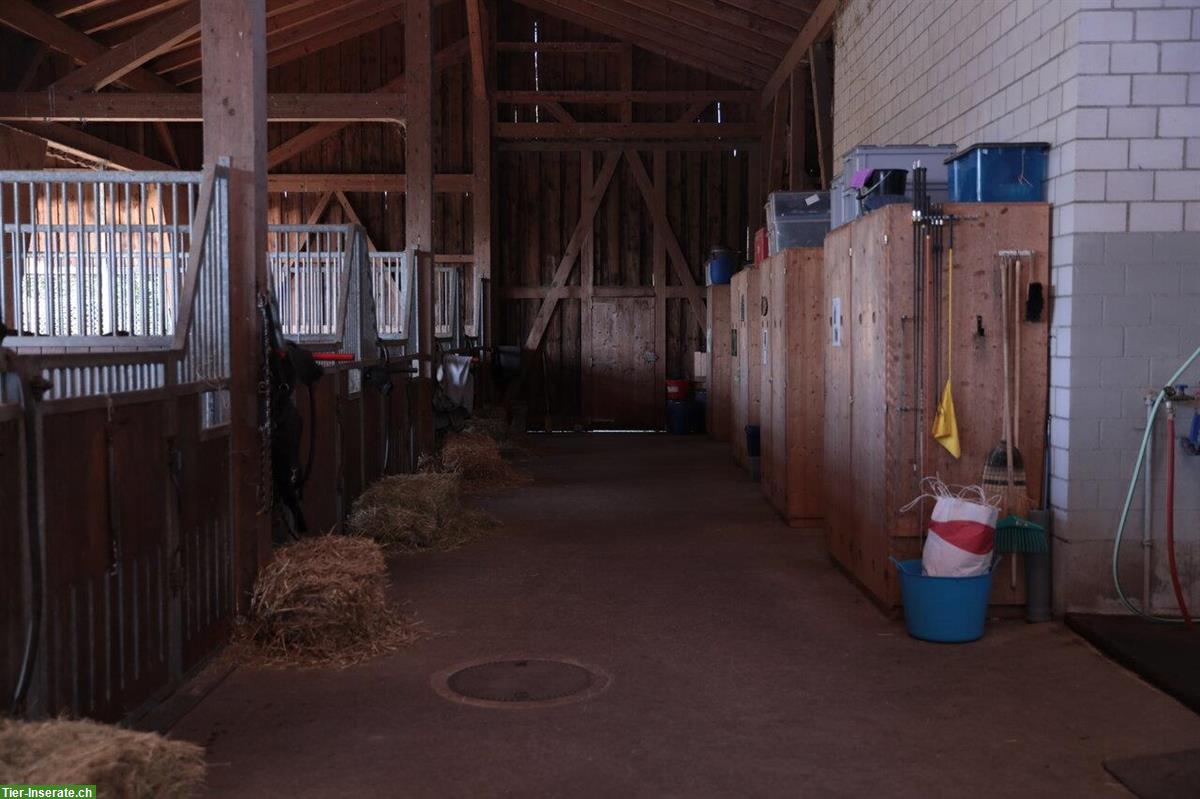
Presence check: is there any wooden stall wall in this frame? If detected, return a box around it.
[823,204,1051,611]
[706,284,732,442]
[493,4,750,430]
[0,408,26,709]
[759,247,825,527]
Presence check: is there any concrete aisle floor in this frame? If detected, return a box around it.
[174,434,1200,798]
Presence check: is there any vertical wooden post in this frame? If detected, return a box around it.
[579,150,594,427]
[746,143,762,252]
[406,0,435,455]
[789,65,809,191]
[470,0,492,344]
[201,0,268,605]
[652,149,667,431]
[810,42,834,190]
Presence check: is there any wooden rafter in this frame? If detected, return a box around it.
[809,41,833,189]
[524,150,621,351]
[465,0,486,101]
[0,0,182,166]
[624,149,705,333]
[3,120,171,170]
[72,0,191,35]
[0,92,406,122]
[51,0,199,91]
[495,122,759,141]
[496,90,756,105]
[267,174,473,193]
[761,0,837,107]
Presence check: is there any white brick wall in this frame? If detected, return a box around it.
[833,0,1200,615]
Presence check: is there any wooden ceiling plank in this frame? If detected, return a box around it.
[52,0,201,92]
[761,0,837,107]
[512,0,765,87]
[543,0,781,70]
[609,0,790,54]
[652,0,799,45]
[153,0,371,75]
[172,0,409,85]
[718,0,816,29]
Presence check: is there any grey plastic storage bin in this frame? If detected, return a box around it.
[831,143,956,229]
[766,191,830,255]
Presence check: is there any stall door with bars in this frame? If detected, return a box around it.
[587,297,657,430]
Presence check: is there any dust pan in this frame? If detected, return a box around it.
[932,225,961,459]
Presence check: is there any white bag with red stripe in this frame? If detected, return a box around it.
[902,479,1000,578]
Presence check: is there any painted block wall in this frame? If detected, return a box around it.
[832,0,1200,615]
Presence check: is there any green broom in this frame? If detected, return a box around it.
[994,515,1048,554]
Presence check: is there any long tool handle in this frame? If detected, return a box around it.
[1014,258,1022,448]
[1001,258,1014,486]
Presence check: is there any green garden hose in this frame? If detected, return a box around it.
[1112,343,1200,622]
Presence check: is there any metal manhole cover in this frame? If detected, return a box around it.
[432,656,610,709]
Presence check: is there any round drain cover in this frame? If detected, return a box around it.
[433,657,610,708]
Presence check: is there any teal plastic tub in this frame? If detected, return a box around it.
[892,558,995,643]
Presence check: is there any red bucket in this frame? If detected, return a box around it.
[666,379,691,400]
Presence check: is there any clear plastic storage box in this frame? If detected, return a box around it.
[766,191,830,254]
[946,142,1050,202]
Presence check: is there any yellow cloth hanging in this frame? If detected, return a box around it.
[932,240,961,458]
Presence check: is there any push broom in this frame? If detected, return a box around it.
[986,251,1047,583]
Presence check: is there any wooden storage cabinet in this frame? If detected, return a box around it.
[706,284,733,442]
[759,247,825,527]
[729,268,761,467]
[823,204,1050,610]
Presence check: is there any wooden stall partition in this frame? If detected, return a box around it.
[823,204,1051,611]
[705,283,733,442]
[729,266,761,468]
[0,409,27,710]
[759,247,825,527]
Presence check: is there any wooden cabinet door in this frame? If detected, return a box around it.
[587,297,657,430]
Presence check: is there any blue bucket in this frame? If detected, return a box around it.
[892,558,994,643]
[666,399,693,435]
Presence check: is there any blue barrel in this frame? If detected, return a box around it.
[707,247,737,285]
[666,400,693,435]
[892,558,994,643]
[745,425,761,457]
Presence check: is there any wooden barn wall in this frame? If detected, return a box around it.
[493,4,751,428]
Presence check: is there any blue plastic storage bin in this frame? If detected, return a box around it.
[946,142,1050,202]
[892,558,994,643]
[666,399,693,435]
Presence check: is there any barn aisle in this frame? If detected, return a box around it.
[173,435,1200,798]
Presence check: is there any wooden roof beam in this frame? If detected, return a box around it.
[608,0,792,53]
[761,0,837,107]
[496,90,757,105]
[153,0,385,76]
[2,120,172,170]
[51,0,200,92]
[0,92,406,122]
[495,121,759,140]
